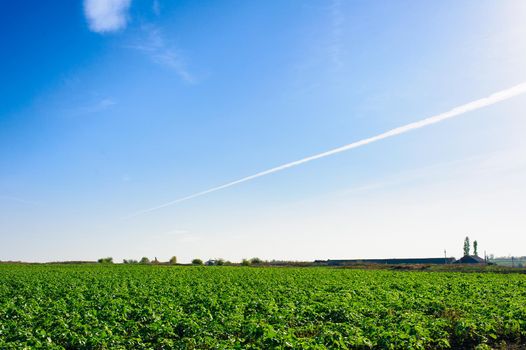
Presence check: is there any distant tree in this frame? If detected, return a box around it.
[463,236,470,256]
[473,240,478,256]
[216,259,225,266]
[241,259,251,266]
[98,257,113,264]
[152,257,160,265]
[169,256,177,265]
[123,259,138,264]
[250,257,262,265]
[192,258,203,265]
[140,257,150,264]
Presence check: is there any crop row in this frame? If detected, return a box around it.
[1,264,525,349]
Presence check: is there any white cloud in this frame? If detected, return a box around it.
[97,98,117,109]
[84,0,132,33]
[83,97,117,113]
[127,26,195,83]
[68,97,117,116]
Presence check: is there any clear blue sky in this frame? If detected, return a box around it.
[1,0,526,262]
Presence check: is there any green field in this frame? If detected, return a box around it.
[1,264,525,349]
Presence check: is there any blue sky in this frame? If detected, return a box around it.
[1,0,526,262]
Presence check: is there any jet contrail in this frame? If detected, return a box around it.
[129,82,526,218]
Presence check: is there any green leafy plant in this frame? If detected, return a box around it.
[1,263,525,349]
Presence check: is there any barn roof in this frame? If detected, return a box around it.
[326,257,456,265]
[456,255,486,264]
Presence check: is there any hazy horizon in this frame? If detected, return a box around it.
[1,0,526,263]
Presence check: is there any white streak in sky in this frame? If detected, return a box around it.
[129,82,526,218]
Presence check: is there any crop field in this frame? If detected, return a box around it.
[1,265,525,349]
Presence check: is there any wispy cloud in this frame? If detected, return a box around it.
[152,0,160,16]
[96,98,117,109]
[329,0,344,70]
[127,26,195,83]
[163,229,189,235]
[84,0,132,33]
[338,153,504,197]
[127,82,526,218]
[70,98,117,116]
[0,195,39,206]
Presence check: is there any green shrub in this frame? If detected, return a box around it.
[250,257,262,265]
[97,257,113,264]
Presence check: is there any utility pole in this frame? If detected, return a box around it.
[444,249,447,264]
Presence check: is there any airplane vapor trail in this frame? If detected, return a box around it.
[129,82,526,218]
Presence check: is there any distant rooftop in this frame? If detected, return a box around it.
[455,255,486,264]
[319,258,456,266]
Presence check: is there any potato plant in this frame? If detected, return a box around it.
[0,264,525,349]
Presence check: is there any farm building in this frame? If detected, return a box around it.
[455,255,486,264]
[321,258,456,266]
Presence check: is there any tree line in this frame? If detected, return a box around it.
[98,257,266,266]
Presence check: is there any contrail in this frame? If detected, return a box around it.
[129,82,526,218]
